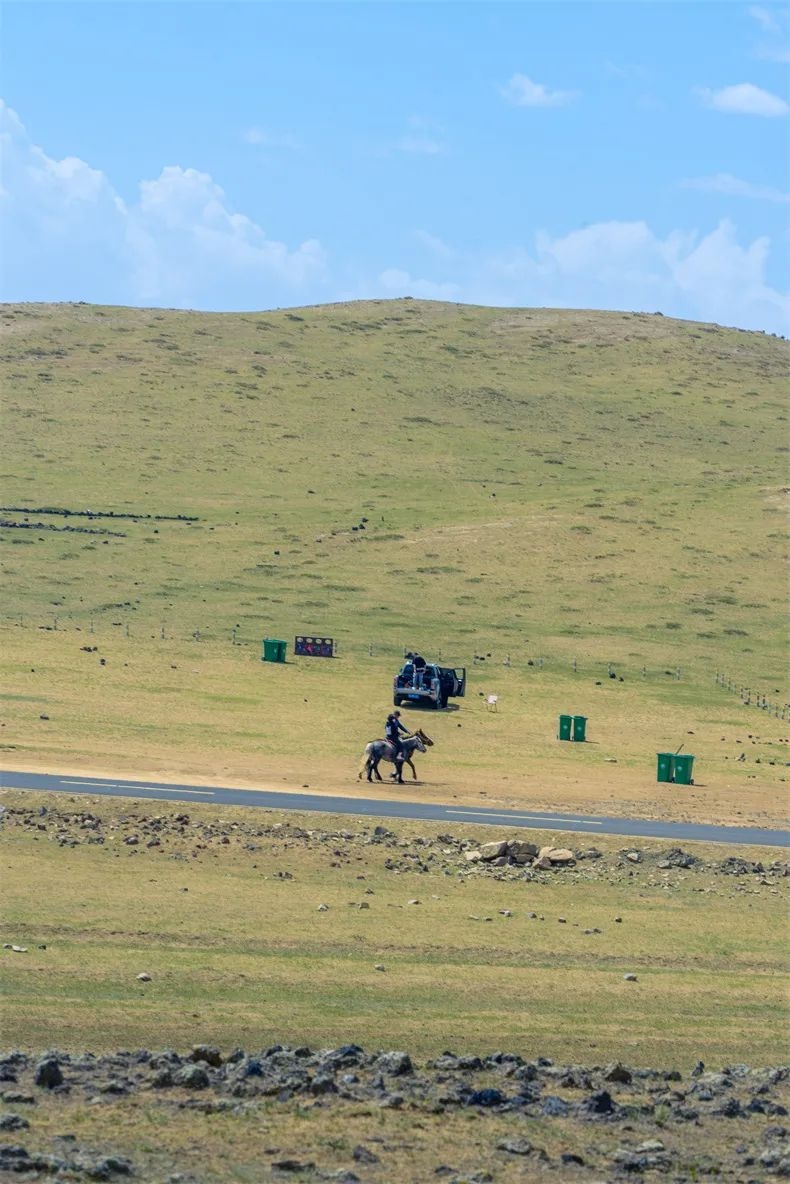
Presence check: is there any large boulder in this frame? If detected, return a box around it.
[538,846,576,866]
[507,840,539,862]
[478,841,508,861]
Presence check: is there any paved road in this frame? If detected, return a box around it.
[2,769,787,848]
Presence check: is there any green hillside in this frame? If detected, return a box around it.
[1,299,787,811]
[3,299,787,660]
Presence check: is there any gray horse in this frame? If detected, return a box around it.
[358,728,433,784]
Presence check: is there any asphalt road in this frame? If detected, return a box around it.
[1,768,787,848]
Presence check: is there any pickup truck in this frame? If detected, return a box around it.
[393,661,466,709]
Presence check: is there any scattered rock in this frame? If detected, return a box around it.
[0,1114,29,1131]
[189,1045,222,1068]
[478,841,508,861]
[538,846,576,865]
[34,1058,63,1089]
[497,1137,533,1155]
[352,1145,380,1164]
[172,1065,210,1090]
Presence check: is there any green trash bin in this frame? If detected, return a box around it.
[673,753,695,785]
[558,714,573,741]
[263,638,286,663]
[656,752,675,783]
[277,639,288,662]
[572,715,587,742]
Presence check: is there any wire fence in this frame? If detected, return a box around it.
[714,671,789,720]
[3,611,786,717]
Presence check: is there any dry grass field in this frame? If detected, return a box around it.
[1,792,788,1181]
[1,299,788,1180]
[1,300,787,815]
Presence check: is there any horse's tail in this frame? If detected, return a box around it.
[357,743,373,779]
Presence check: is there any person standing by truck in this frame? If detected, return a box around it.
[385,710,409,761]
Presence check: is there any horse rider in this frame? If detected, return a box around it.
[385,709,410,762]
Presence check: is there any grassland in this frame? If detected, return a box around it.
[1,792,788,1181]
[0,300,787,1180]
[1,299,788,822]
[1,791,786,1066]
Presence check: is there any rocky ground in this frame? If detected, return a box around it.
[2,797,788,1181]
[1,800,787,888]
[1,1045,789,1181]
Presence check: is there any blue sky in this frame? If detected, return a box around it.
[2,1,788,332]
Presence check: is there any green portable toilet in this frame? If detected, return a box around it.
[572,715,587,742]
[558,714,573,741]
[673,753,695,785]
[656,752,675,783]
[263,638,286,663]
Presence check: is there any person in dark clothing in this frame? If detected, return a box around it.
[385,710,410,761]
[411,652,426,688]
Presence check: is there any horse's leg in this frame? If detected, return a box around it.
[395,759,405,784]
[366,757,375,782]
[372,757,383,781]
[406,757,417,780]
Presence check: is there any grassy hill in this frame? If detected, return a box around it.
[1,299,787,818]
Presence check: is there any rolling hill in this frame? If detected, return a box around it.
[1,299,787,817]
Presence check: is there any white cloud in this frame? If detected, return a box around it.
[376,268,461,301]
[2,101,787,336]
[391,117,446,156]
[697,82,789,116]
[411,229,456,259]
[681,172,790,203]
[0,101,326,308]
[749,5,780,33]
[241,126,301,150]
[501,73,577,108]
[480,219,789,335]
[396,135,444,155]
[130,166,326,304]
[750,5,790,61]
[604,61,653,82]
